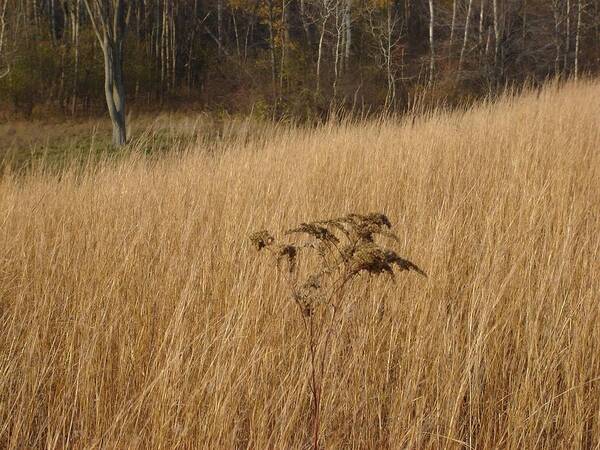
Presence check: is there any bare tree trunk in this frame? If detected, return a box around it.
[300,0,312,46]
[244,14,254,62]
[564,0,571,72]
[595,0,600,53]
[0,0,7,80]
[232,10,241,58]
[386,2,395,106]
[333,3,342,99]
[340,7,346,73]
[102,36,127,146]
[493,0,501,77]
[522,0,526,43]
[83,0,129,146]
[552,0,562,76]
[160,0,167,91]
[344,0,351,62]
[316,13,329,96]
[0,0,8,58]
[428,0,435,84]
[72,0,81,114]
[33,0,39,30]
[574,0,584,80]
[458,0,474,76]
[449,0,456,57]
[49,0,57,41]
[217,0,223,55]
[268,0,276,95]
[485,24,492,58]
[152,2,158,63]
[280,0,288,95]
[187,28,195,89]
[170,3,176,91]
[479,0,486,46]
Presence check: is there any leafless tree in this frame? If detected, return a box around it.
[332,0,343,98]
[551,0,563,76]
[343,0,351,64]
[82,0,130,146]
[449,0,457,57]
[565,0,571,71]
[310,0,336,96]
[479,0,486,47]
[0,0,10,78]
[280,0,290,97]
[493,0,503,77]
[299,0,312,46]
[458,0,474,76]
[366,0,404,107]
[217,0,223,53]
[2,0,600,118]
[428,0,435,84]
[574,0,586,79]
[65,0,82,113]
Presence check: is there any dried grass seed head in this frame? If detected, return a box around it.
[346,244,427,279]
[286,223,340,245]
[277,244,298,272]
[249,230,275,250]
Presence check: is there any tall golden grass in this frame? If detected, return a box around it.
[1,80,599,449]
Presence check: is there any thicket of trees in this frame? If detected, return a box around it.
[1,0,599,122]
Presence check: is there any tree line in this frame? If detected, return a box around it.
[0,0,599,144]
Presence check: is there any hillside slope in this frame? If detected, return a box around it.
[0,81,599,449]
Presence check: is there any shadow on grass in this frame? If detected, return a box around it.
[0,128,198,176]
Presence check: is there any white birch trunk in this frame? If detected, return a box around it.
[574,0,584,80]
[428,0,435,84]
[316,13,329,95]
[458,0,474,76]
[552,0,562,76]
[386,2,395,105]
[344,0,351,62]
[565,0,571,71]
[72,0,81,114]
[479,0,487,46]
[449,0,456,57]
[493,0,501,76]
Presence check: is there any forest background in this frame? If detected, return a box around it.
[0,0,599,122]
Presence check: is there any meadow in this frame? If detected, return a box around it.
[0,80,599,449]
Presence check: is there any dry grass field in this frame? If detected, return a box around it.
[0,80,599,449]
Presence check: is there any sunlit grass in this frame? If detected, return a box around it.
[0,80,599,449]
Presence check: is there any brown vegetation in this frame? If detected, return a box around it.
[250,212,426,449]
[0,80,599,448]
